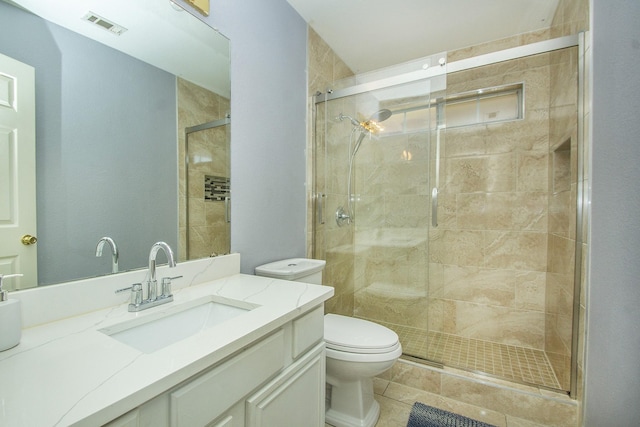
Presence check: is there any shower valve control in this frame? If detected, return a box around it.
[335,206,351,227]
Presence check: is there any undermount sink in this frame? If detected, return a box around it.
[100,296,258,353]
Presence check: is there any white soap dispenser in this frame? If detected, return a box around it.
[0,273,23,352]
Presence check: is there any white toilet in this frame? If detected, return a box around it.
[255,258,402,427]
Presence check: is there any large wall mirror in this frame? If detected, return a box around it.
[0,0,231,289]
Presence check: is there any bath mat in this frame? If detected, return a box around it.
[406,402,497,427]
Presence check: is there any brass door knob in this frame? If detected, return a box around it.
[21,235,37,245]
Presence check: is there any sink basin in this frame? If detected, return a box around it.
[100,296,258,353]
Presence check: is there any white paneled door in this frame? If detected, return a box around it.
[0,53,37,290]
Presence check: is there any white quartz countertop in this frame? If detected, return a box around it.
[0,271,333,426]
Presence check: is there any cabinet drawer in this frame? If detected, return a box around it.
[246,342,325,427]
[170,330,284,427]
[292,305,324,359]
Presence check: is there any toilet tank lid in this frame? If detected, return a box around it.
[324,314,399,351]
[254,258,326,280]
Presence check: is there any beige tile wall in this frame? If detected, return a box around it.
[549,0,590,413]
[177,78,230,261]
[546,47,577,388]
[307,28,356,316]
[545,0,589,395]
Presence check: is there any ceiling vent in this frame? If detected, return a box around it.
[82,12,127,36]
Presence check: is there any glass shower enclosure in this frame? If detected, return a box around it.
[313,36,584,395]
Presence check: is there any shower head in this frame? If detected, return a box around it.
[369,109,392,123]
[360,109,392,134]
[338,109,393,133]
[351,109,393,155]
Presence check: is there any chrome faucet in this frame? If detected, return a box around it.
[96,237,119,273]
[147,241,176,301]
[116,241,179,312]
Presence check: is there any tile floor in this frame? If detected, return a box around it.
[371,378,555,427]
[326,378,552,427]
[325,378,573,427]
[379,322,561,390]
[323,383,419,427]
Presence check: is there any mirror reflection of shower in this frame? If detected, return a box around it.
[184,115,231,260]
[335,109,392,226]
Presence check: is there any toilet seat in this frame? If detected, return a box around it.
[325,344,403,363]
[324,314,400,354]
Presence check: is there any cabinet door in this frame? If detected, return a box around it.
[246,343,325,427]
[171,330,284,426]
[204,401,244,427]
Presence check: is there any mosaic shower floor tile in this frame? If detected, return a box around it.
[379,322,561,390]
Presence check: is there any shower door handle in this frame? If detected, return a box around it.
[431,187,438,227]
[224,197,231,223]
[316,193,326,224]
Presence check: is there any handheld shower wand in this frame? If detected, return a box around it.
[336,109,392,226]
[337,113,361,127]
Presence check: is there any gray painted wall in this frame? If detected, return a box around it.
[0,3,178,285]
[178,0,309,274]
[584,0,640,424]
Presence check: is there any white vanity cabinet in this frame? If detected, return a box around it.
[103,305,326,427]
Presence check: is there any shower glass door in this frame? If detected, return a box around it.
[427,47,580,391]
[313,54,446,362]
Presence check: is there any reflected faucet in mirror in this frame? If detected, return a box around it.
[95,237,119,274]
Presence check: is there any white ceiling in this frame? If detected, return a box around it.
[286,0,560,73]
[8,0,559,95]
[5,0,230,96]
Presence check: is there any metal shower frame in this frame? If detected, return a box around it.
[312,33,585,398]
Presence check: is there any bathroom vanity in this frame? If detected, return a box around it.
[0,254,333,426]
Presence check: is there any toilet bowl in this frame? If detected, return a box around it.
[255,258,402,427]
[324,313,402,427]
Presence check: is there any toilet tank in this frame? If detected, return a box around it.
[255,258,326,284]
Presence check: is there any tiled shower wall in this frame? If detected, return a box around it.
[546,48,578,391]
[307,28,356,316]
[546,0,590,397]
[177,78,231,261]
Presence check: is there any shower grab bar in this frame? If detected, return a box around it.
[224,197,231,223]
[316,193,326,224]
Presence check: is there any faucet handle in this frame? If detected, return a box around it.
[130,283,143,306]
[115,283,143,306]
[160,275,182,298]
